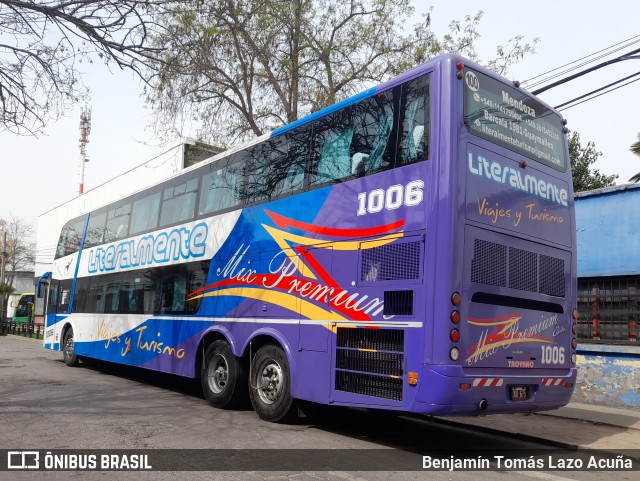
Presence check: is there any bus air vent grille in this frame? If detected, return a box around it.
[540,255,566,297]
[509,247,538,292]
[360,241,421,282]
[336,349,403,376]
[335,328,404,401]
[471,239,565,298]
[337,327,404,352]
[471,239,507,287]
[383,290,413,316]
[335,371,403,401]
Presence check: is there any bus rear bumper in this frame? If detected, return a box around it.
[410,365,578,416]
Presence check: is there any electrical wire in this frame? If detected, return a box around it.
[532,46,640,95]
[523,34,640,83]
[557,76,640,112]
[554,71,640,109]
[522,34,640,88]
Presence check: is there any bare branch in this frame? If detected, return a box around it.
[0,0,175,135]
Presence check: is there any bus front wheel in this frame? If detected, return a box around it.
[201,340,247,409]
[62,328,79,367]
[249,345,295,422]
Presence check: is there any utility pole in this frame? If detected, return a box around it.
[1,231,6,324]
[79,106,92,195]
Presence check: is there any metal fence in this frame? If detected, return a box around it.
[0,321,45,340]
[577,277,639,345]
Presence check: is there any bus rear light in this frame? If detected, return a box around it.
[450,347,460,361]
[451,292,461,306]
[565,383,573,389]
[450,329,460,343]
[572,323,577,334]
[408,378,418,386]
[451,310,460,324]
[572,338,578,349]
[408,372,418,379]
[572,309,579,320]
[456,61,464,71]
[571,353,577,365]
[460,383,471,390]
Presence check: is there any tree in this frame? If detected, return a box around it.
[569,131,617,193]
[0,0,174,135]
[0,283,15,324]
[145,1,538,145]
[629,133,640,183]
[0,216,36,288]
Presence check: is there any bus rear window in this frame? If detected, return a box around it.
[463,67,567,172]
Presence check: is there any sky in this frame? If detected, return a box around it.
[1,0,639,231]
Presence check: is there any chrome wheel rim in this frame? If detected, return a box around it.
[207,354,228,394]
[257,359,284,405]
[64,335,74,359]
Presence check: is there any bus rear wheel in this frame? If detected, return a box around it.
[249,344,295,422]
[201,340,247,409]
[62,328,79,367]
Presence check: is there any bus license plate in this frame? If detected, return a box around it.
[510,386,530,401]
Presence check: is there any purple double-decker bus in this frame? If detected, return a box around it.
[42,54,577,422]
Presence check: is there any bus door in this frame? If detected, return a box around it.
[44,279,71,324]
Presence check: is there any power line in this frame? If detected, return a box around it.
[557,76,640,112]
[523,35,640,88]
[554,71,640,109]
[531,46,640,95]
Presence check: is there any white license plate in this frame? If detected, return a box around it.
[510,386,530,401]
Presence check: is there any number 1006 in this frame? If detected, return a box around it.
[357,180,424,216]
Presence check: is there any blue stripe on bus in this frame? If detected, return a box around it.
[68,214,90,314]
[270,87,377,138]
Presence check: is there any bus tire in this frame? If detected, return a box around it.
[62,328,79,367]
[201,340,247,409]
[249,344,295,422]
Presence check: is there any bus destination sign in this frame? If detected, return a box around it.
[463,67,567,172]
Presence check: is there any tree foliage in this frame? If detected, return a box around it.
[630,133,640,183]
[0,216,35,287]
[146,0,538,145]
[0,0,173,135]
[569,131,617,193]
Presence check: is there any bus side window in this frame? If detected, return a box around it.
[316,126,354,183]
[277,126,309,196]
[55,217,86,258]
[57,282,71,313]
[130,190,161,235]
[310,91,396,186]
[310,107,354,187]
[398,74,430,165]
[84,211,107,248]
[160,176,199,227]
[245,137,293,203]
[350,90,395,177]
[199,154,243,215]
[105,202,132,242]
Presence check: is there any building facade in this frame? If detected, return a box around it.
[574,184,640,409]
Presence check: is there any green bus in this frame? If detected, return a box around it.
[12,292,34,323]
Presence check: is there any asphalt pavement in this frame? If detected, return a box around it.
[4,333,640,454]
[438,399,640,453]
